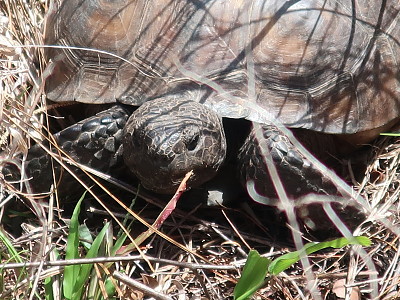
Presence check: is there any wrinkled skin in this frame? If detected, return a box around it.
[123,98,226,194]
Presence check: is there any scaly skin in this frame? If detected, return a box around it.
[123,97,227,194]
[19,105,130,194]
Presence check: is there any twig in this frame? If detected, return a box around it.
[0,255,237,271]
[113,271,173,300]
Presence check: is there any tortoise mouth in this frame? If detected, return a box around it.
[122,97,227,194]
[138,162,223,194]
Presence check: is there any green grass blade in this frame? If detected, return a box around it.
[78,223,94,250]
[104,277,116,299]
[111,232,127,256]
[72,222,110,300]
[0,229,23,264]
[44,276,54,300]
[233,250,271,300]
[268,236,371,275]
[380,133,400,136]
[44,248,59,300]
[63,194,85,299]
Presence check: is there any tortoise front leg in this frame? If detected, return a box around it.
[238,124,364,232]
[4,105,131,196]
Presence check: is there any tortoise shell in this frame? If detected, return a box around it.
[45,0,400,135]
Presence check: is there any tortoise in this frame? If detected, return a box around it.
[23,0,400,205]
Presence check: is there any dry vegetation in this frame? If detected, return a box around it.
[0,1,400,299]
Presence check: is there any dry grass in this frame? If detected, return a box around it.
[1,1,400,299]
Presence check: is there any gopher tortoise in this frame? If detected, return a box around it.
[25,0,400,203]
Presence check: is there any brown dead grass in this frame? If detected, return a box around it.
[0,1,400,299]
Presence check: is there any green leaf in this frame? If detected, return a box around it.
[111,232,128,256]
[45,249,59,300]
[104,276,116,298]
[268,236,371,275]
[0,228,23,264]
[72,222,110,300]
[63,194,85,299]
[44,276,54,300]
[233,236,371,300]
[78,223,94,250]
[233,250,271,300]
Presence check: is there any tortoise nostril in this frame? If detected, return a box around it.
[187,134,199,151]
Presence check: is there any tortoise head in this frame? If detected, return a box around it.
[123,96,227,194]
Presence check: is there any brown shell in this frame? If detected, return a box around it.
[45,0,400,134]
